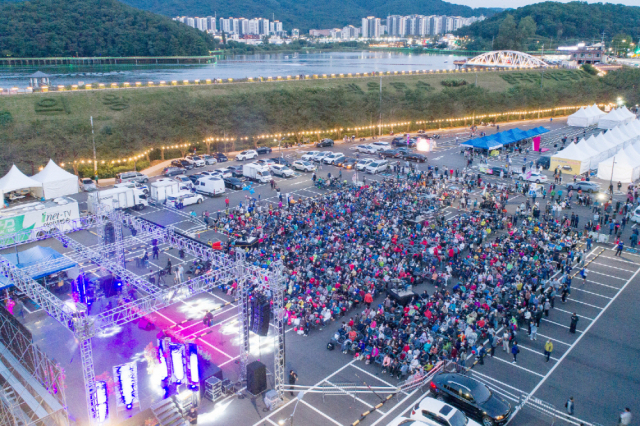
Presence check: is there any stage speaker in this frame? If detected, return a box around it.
[246,361,267,396]
[137,318,155,331]
[257,302,270,336]
[250,299,271,337]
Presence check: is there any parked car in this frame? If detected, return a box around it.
[370,141,391,152]
[311,152,331,162]
[356,145,377,154]
[392,137,417,147]
[631,205,640,223]
[380,149,404,159]
[174,175,194,189]
[187,174,204,183]
[566,181,600,192]
[270,164,294,177]
[479,165,513,177]
[223,177,244,190]
[292,160,316,172]
[255,158,276,167]
[365,160,389,174]
[410,397,481,426]
[213,153,228,162]
[271,157,292,167]
[356,158,375,171]
[201,155,218,165]
[404,153,427,163]
[316,138,334,147]
[227,165,244,177]
[387,418,429,426]
[195,176,225,196]
[185,155,205,167]
[337,157,357,169]
[430,373,511,426]
[214,168,233,178]
[518,172,548,183]
[171,159,194,170]
[256,146,273,154]
[236,150,258,161]
[166,191,204,208]
[162,166,185,177]
[323,152,345,165]
[79,178,97,191]
[115,171,149,184]
[301,151,320,161]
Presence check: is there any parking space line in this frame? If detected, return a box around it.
[553,307,594,321]
[369,389,427,426]
[299,399,344,426]
[196,337,234,359]
[563,298,604,309]
[570,287,612,299]
[542,318,582,332]
[324,380,386,415]
[349,364,405,394]
[266,419,279,426]
[470,370,528,395]
[487,355,545,377]
[588,270,627,280]
[589,262,635,273]
[583,279,621,290]
[596,255,638,265]
[516,343,560,361]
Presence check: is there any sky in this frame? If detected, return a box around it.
[450,0,639,7]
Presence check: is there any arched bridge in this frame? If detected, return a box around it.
[464,50,548,68]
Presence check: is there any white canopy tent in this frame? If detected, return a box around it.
[618,123,639,144]
[608,126,633,148]
[582,135,608,165]
[588,104,606,123]
[594,131,620,157]
[630,120,640,135]
[0,165,43,203]
[550,142,591,174]
[598,108,630,129]
[597,147,640,183]
[31,160,79,199]
[621,106,637,121]
[567,107,592,127]
[575,138,602,169]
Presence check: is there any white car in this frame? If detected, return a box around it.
[201,155,218,165]
[365,160,389,174]
[236,150,258,161]
[356,145,377,155]
[292,160,316,172]
[166,191,204,208]
[270,164,294,177]
[323,152,345,165]
[256,158,276,167]
[410,397,481,426]
[174,175,194,189]
[79,178,97,191]
[356,158,375,171]
[215,168,233,178]
[370,141,391,152]
[301,151,320,161]
[387,417,430,426]
[312,152,331,162]
[632,206,640,223]
[518,172,548,183]
[185,155,205,167]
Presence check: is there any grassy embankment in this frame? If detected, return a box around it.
[1,67,638,177]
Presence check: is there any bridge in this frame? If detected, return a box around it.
[461,50,549,69]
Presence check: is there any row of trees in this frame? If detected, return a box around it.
[2,68,639,174]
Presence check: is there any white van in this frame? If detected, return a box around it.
[632,206,640,223]
[195,176,226,197]
[365,160,389,174]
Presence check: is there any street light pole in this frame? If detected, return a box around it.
[609,155,616,196]
[90,116,97,178]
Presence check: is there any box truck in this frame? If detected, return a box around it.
[88,187,148,213]
[0,197,80,239]
[150,179,180,202]
[242,163,272,184]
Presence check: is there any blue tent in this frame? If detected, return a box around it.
[0,246,76,289]
[460,135,502,150]
[492,132,518,145]
[523,127,551,138]
[503,128,530,142]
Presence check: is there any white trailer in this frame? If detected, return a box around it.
[0,197,80,238]
[242,163,272,184]
[87,187,148,213]
[150,178,180,202]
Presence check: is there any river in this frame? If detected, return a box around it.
[0,51,466,89]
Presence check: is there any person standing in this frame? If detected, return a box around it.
[529,321,537,341]
[511,341,519,364]
[615,240,624,257]
[569,313,579,334]
[619,408,632,425]
[152,244,159,260]
[543,340,553,362]
[565,397,575,415]
[289,370,298,396]
[502,330,510,352]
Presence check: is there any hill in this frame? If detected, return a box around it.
[0,0,216,57]
[457,1,640,51]
[108,0,498,31]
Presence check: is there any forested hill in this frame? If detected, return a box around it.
[105,0,498,31]
[0,0,215,57]
[456,1,640,50]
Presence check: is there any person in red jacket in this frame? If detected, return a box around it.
[364,292,373,308]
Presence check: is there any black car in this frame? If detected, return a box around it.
[188,173,204,183]
[227,165,244,177]
[316,138,334,147]
[431,373,511,426]
[490,166,513,177]
[271,157,292,167]
[403,152,427,163]
[171,159,194,170]
[223,177,244,190]
[338,157,357,169]
[536,156,551,169]
[380,149,404,158]
[392,137,417,147]
[213,152,228,162]
[256,146,273,154]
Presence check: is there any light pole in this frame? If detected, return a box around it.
[609,155,617,196]
[90,116,97,178]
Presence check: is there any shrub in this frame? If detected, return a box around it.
[0,110,13,127]
[581,64,598,76]
[441,79,468,87]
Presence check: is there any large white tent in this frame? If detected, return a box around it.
[575,138,602,169]
[550,142,592,174]
[588,104,606,122]
[598,108,631,129]
[582,135,608,165]
[597,146,640,182]
[608,126,632,148]
[31,160,79,199]
[594,131,620,157]
[0,165,43,204]
[621,106,637,121]
[567,107,592,127]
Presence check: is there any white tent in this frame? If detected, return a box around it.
[567,107,592,127]
[599,108,629,129]
[630,119,640,135]
[575,138,601,169]
[550,142,591,174]
[597,148,640,182]
[618,123,639,144]
[582,135,608,165]
[621,106,637,121]
[31,160,79,199]
[588,104,606,123]
[593,132,619,157]
[0,165,43,202]
[608,126,632,148]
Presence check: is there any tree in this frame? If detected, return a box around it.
[611,33,633,57]
[516,16,537,50]
[495,15,518,50]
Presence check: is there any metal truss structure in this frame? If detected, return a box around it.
[0,207,285,425]
[465,50,549,68]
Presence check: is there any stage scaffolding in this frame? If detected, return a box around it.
[0,207,286,424]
